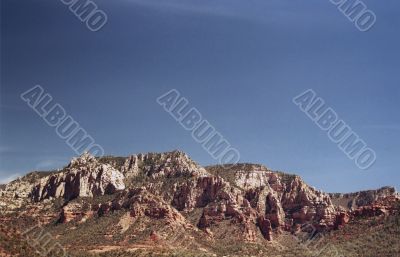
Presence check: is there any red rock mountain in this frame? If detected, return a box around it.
[0,151,398,256]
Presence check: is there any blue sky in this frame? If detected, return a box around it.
[1,0,399,192]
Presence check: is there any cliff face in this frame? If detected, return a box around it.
[329,186,398,210]
[206,164,337,232]
[31,153,125,202]
[0,172,49,211]
[0,150,398,246]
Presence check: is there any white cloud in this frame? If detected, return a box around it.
[0,173,21,184]
[35,159,66,170]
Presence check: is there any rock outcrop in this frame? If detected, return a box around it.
[329,186,398,210]
[121,150,209,179]
[257,216,273,241]
[332,195,400,230]
[351,195,400,218]
[59,202,94,223]
[0,172,46,211]
[31,153,125,202]
[206,164,337,231]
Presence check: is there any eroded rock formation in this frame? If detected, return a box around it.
[0,150,398,244]
[31,153,125,201]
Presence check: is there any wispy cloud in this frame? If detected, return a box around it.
[126,0,245,19]
[363,124,400,130]
[35,159,67,171]
[0,173,21,184]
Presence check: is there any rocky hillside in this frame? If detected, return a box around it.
[0,150,398,256]
[329,186,397,210]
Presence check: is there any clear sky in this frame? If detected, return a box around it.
[1,0,399,193]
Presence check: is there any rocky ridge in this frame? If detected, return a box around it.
[329,186,398,210]
[0,150,398,247]
[31,153,125,202]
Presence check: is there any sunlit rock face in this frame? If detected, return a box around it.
[31,152,125,202]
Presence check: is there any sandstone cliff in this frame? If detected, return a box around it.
[31,153,125,202]
[0,150,398,247]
